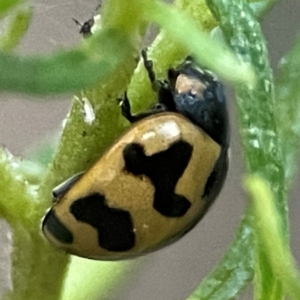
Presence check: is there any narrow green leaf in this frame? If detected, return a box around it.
[208,0,284,242]
[101,0,144,34]
[0,0,154,95]
[187,0,287,298]
[245,175,300,300]
[0,0,253,96]
[145,1,255,87]
[61,258,138,300]
[0,6,33,52]
[0,0,22,16]
[0,29,133,94]
[254,247,283,300]
[274,34,300,186]
[186,215,254,300]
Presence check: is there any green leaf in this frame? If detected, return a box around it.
[0,0,253,96]
[0,28,133,94]
[187,0,287,298]
[146,1,255,87]
[61,258,138,300]
[245,176,300,300]
[0,0,151,95]
[254,246,283,300]
[0,0,23,16]
[0,5,33,52]
[274,34,300,186]
[186,215,254,300]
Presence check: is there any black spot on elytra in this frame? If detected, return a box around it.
[70,194,135,252]
[202,168,218,199]
[123,140,193,217]
[42,209,73,244]
[202,147,228,201]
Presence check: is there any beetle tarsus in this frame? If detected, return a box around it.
[142,48,162,92]
[120,92,135,123]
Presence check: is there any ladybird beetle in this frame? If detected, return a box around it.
[42,50,229,260]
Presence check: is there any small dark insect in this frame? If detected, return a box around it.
[73,18,95,38]
[73,4,101,38]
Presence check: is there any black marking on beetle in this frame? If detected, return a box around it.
[123,140,193,217]
[202,148,225,200]
[202,147,228,201]
[42,209,74,244]
[70,193,135,252]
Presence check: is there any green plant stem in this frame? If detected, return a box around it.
[0,148,68,300]
[5,226,68,300]
[0,149,35,227]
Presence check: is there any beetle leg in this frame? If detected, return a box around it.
[119,49,178,124]
[119,92,153,123]
[141,48,165,93]
[119,92,135,123]
[120,91,169,123]
[141,48,176,111]
[141,49,155,86]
